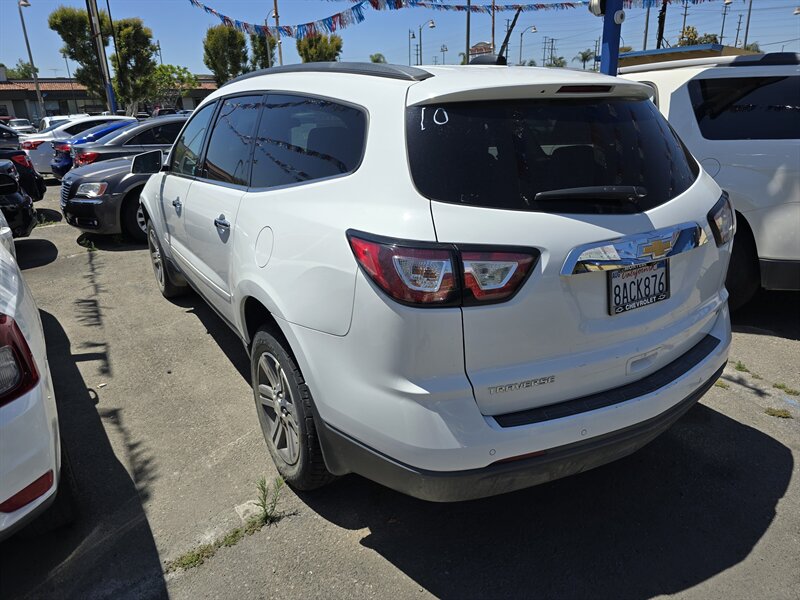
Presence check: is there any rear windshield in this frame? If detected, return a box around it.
[406,98,699,214]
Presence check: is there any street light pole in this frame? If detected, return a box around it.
[17,0,45,121]
[272,0,283,66]
[408,30,415,66]
[418,20,435,66]
[519,25,537,65]
[441,44,448,65]
[720,0,732,46]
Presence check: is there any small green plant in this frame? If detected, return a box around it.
[77,236,97,252]
[165,476,285,573]
[765,408,792,419]
[773,383,800,396]
[714,380,730,390]
[255,476,284,525]
[733,361,750,373]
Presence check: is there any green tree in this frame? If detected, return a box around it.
[296,34,343,63]
[678,26,718,47]
[458,52,468,65]
[48,6,111,98]
[697,32,719,44]
[370,53,386,63]
[4,59,39,79]
[550,56,567,68]
[250,34,277,70]
[520,59,537,66]
[147,64,198,108]
[110,18,157,114]
[203,25,248,86]
[744,42,761,52]
[572,49,595,70]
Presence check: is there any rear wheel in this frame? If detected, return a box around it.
[121,191,147,243]
[726,216,760,311]
[250,326,334,491]
[147,221,187,298]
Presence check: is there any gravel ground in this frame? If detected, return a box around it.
[0,184,798,600]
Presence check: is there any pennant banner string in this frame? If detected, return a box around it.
[188,0,725,41]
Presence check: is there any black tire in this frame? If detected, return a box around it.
[250,326,334,491]
[726,217,760,312]
[22,441,77,537]
[147,221,187,299]
[121,191,147,243]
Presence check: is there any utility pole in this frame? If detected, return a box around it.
[156,41,163,65]
[594,37,601,71]
[643,4,650,50]
[441,44,447,65]
[491,0,496,53]
[735,14,744,47]
[86,0,117,113]
[273,0,283,66]
[17,0,45,121]
[656,0,669,49]
[542,36,549,66]
[550,38,556,66]
[465,0,471,64]
[742,0,753,48]
[680,0,689,43]
[720,0,731,46]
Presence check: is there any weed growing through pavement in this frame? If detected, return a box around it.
[165,477,285,573]
[77,237,96,252]
[773,383,800,396]
[714,380,730,390]
[733,361,750,373]
[765,408,793,419]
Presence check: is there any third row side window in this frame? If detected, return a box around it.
[250,94,366,189]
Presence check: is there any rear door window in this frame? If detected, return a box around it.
[250,94,366,189]
[65,119,111,135]
[687,75,800,140]
[170,101,216,177]
[406,98,698,214]
[203,95,262,186]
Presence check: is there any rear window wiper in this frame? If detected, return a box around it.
[534,186,648,202]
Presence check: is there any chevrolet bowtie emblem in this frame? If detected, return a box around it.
[640,238,673,259]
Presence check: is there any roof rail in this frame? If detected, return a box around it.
[223,62,434,87]
[619,52,800,74]
[727,52,800,67]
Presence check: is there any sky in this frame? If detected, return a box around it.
[1,0,798,78]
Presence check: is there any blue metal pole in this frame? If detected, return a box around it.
[599,0,624,75]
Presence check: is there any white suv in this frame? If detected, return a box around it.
[621,53,800,308]
[137,62,733,501]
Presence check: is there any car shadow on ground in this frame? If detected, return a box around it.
[76,232,146,253]
[14,238,59,270]
[0,311,167,600]
[732,290,800,341]
[36,208,63,224]
[299,405,792,599]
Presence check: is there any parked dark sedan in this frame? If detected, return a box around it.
[70,115,185,171]
[0,150,46,201]
[0,160,36,238]
[61,155,153,242]
[0,124,19,151]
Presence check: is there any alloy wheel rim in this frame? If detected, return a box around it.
[148,229,164,287]
[257,352,300,465]
[136,206,147,233]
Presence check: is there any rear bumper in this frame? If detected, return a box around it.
[760,259,800,291]
[317,363,725,502]
[1,201,36,238]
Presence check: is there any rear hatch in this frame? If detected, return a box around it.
[406,76,724,416]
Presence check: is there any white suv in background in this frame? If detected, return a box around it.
[621,53,800,308]
[137,62,732,501]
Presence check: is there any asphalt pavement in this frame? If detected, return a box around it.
[0,184,798,600]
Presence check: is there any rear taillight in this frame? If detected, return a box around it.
[53,142,71,153]
[74,152,99,167]
[21,140,45,150]
[9,154,33,169]
[347,231,538,307]
[0,315,40,408]
[707,192,735,247]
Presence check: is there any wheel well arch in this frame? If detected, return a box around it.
[121,184,145,214]
[242,296,285,348]
[734,210,758,256]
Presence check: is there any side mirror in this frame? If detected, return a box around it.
[0,174,19,196]
[131,149,163,174]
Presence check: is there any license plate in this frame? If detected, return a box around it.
[608,260,670,315]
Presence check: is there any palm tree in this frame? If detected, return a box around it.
[572,49,595,70]
[458,52,468,65]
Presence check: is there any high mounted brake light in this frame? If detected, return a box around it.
[347,231,539,307]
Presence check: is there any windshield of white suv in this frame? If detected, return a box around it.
[406,98,699,214]
[10,119,30,127]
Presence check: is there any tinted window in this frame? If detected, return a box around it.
[170,102,216,177]
[203,96,262,186]
[65,119,111,135]
[250,94,366,189]
[406,98,698,214]
[688,76,800,140]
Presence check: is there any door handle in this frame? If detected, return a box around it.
[172,198,182,208]
[214,217,231,229]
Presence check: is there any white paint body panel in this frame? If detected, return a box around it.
[0,244,59,535]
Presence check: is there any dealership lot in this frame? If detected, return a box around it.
[0,186,798,600]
